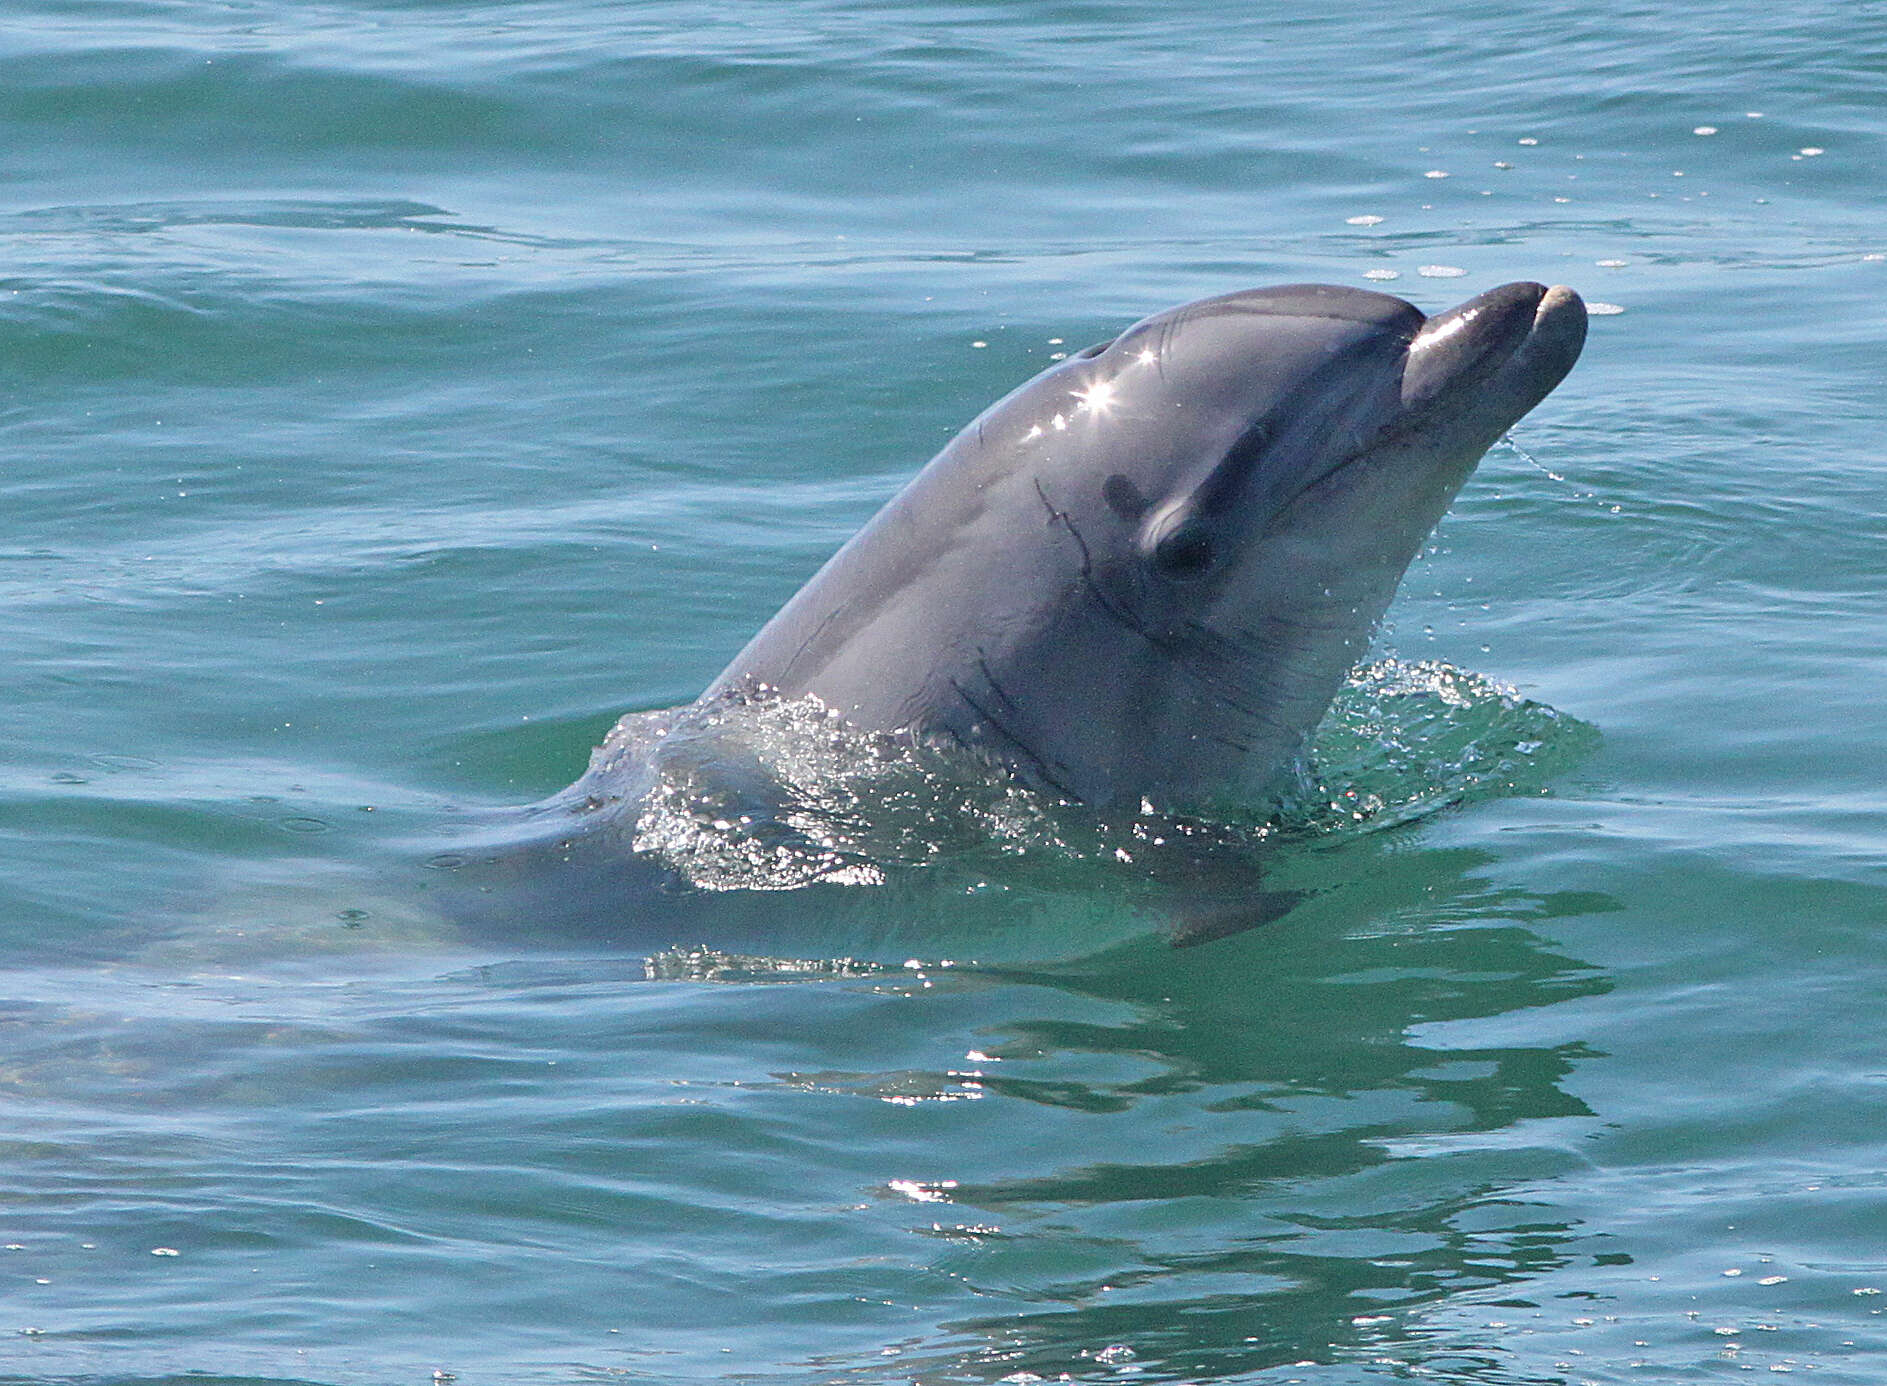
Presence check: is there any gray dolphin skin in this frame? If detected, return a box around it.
[702,281,1587,815]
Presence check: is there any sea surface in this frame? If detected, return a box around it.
[3,3,1885,1383]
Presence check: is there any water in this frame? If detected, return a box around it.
[3,2,1884,1381]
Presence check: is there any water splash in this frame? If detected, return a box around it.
[1277,656,1600,836]
[593,660,1596,894]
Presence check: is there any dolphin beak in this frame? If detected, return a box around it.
[1400,281,1587,426]
[1499,284,1588,412]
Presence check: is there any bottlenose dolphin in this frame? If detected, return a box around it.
[701,280,1586,815]
[438,280,1584,948]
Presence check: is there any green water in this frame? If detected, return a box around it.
[3,2,1885,1382]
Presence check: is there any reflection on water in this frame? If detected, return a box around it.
[788,846,1619,1383]
[0,834,1617,1383]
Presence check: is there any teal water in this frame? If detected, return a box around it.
[4,2,1886,1382]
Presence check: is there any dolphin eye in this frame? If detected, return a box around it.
[1151,525,1215,579]
[1102,473,1150,520]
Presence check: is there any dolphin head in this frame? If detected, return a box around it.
[711,282,1586,814]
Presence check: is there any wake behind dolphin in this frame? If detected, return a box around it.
[444,281,1586,947]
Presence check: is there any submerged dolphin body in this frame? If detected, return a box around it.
[702,281,1587,815]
